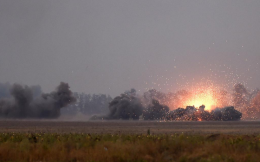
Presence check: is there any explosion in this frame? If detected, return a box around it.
[178,82,230,111]
[183,88,217,111]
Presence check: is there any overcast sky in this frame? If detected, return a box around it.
[0,0,260,96]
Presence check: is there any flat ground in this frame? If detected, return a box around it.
[0,120,260,134]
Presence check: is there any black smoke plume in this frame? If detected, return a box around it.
[0,82,75,118]
[104,89,143,120]
[143,99,169,120]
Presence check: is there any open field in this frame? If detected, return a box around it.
[0,120,260,134]
[0,132,259,161]
[0,121,260,161]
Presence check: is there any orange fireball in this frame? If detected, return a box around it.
[183,89,217,111]
[177,82,230,111]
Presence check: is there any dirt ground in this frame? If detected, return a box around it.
[0,120,260,135]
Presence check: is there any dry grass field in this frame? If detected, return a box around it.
[0,121,260,162]
[0,120,260,134]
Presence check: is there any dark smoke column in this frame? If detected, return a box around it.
[0,82,76,119]
[107,89,144,120]
[35,82,76,118]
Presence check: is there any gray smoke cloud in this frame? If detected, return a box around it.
[143,99,169,120]
[0,82,75,118]
[0,83,11,99]
[107,89,143,120]
[232,83,260,120]
[90,89,143,120]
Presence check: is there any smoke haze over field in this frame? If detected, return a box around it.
[0,82,75,118]
[0,1,260,96]
[88,88,242,121]
[1,1,260,120]
[0,82,258,120]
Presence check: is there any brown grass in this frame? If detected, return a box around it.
[1,120,260,134]
[0,133,259,161]
[0,121,259,161]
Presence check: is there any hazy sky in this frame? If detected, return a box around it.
[0,0,260,96]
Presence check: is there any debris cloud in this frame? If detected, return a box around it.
[166,105,242,121]
[0,82,75,118]
[91,87,243,121]
[106,89,143,120]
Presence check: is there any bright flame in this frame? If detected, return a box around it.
[179,81,228,111]
[184,89,217,111]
